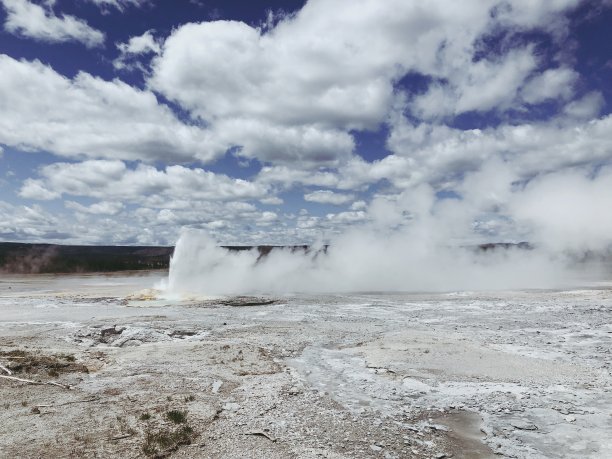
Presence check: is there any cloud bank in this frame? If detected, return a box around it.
[0,0,610,260]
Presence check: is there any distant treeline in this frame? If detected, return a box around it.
[0,241,533,274]
[0,242,174,274]
[0,242,322,274]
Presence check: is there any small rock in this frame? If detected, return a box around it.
[212,380,223,394]
[370,444,383,452]
[511,421,538,431]
[101,326,124,337]
[287,386,301,395]
[222,402,241,412]
[565,415,576,423]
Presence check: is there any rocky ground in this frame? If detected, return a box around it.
[0,273,610,458]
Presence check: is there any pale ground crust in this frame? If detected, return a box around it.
[0,274,611,458]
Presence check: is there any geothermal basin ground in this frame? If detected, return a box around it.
[0,273,611,458]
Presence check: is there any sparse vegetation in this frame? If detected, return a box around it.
[0,349,87,376]
[166,410,187,424]
[139,413,152,421]
[142,425,194,456]
[116,416,136,435]
[142,408,195,457]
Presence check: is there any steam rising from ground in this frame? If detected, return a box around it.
[165,163,612,295]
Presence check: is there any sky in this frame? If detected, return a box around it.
[0,0,611,247]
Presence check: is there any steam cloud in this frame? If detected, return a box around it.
[164,162,612,295]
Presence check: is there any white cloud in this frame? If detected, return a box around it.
[117,29,160,54]
[520,67,578,104]
[146,0,582,168]
[350,200,367,211]
[86,0,148,13]
[260,196,284,205]
[2,0,607,247]
[65,200,124,215]
[257,166,340,189]
[326,210,368,224]
[455,47,538,113]
[114,30,161,71]
[304,190,355,205]
[256,211,279,226]
[387,115,612,187]
[335,155,414,190]
[563,91,605,120]
[18,179,60,200]
[19,160,271,204]
[1,0,105,47]
[0,55,219,162]
[495,0,581,33]
[256,108,612,203]
[411,47,539,118]
[0,201,63,241]
[212,118,354,167]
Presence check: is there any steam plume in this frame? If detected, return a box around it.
[164,162,612,295]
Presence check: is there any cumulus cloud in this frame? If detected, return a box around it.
[18,179,60,200]
[0,55,219,162]
[0,198,172,245]
[148,0,582,166]
[20,160,271,204]
[65,200,124,216]
[304,190,355,205]
[143,0,548,165]
[1,0,105,47]
[257,166,340,189]
[520,67,579,104]
[563,91,605,120]
[260,196,283,206]
[0,201,63,241]
[411,47,539,119]
[386,115,612,187]
[256,211,279,226]
[4,0,610,249]
[114,29,161,71]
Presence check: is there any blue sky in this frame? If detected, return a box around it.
[0,0,611,247]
